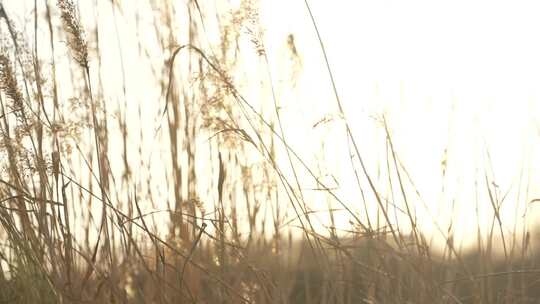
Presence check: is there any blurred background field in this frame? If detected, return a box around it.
[1,0,540,303]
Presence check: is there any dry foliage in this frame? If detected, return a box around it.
[0,1,537,304]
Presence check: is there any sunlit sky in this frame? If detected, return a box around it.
[5,0,540,248]
[262,0,540,246]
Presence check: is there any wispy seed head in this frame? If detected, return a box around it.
[57,0,89,68]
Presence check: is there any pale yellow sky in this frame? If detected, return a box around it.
[262,0,540,247]
[3,0,540,249]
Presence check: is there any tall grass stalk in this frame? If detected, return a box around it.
[0,1,537,303]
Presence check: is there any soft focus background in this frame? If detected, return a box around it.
[1,0,540,303]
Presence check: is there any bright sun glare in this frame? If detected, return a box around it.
[260,0,540,246]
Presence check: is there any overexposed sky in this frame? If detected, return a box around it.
[4,0,540,248]
[260,0,540,246]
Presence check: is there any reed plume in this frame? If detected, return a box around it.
[57,0,88,68]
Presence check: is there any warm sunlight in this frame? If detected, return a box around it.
[261,0,540,245]
[1,0,540,303]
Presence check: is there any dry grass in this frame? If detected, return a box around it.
[0,0,538,303]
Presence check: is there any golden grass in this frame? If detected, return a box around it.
[0,0,537,303]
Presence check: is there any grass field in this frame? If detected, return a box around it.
[0,0,539,303]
